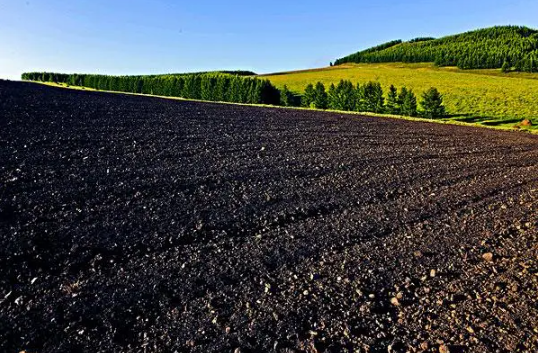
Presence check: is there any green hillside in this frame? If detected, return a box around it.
[335,26,538,72]
[261,62,538,132]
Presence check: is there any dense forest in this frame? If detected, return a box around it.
[335,26,538,72]
[21,72,280,105]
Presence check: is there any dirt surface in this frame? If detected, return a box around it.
[1,81,537,353]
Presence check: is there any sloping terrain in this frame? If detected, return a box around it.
[0,81,537,353]
[334,26,538,70]
[262,62,538,125]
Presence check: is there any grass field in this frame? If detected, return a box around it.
[261,63,538,132]
[34,80,537,134]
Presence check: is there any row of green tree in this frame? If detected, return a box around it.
[21,72,280,105]
[22,72,445,118]
[282,81,445,118]
[335,26,538,72]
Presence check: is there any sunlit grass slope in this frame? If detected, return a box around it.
[261,63,538,126]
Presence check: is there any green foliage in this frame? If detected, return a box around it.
[280,85,291,106]
[357,81,384,113]
[399,87,418,117]
[328,80,356,111]
[313,82,328,109]
[386,85,400,114]
[408,37,436,43]
[327,84,337,109]
[334,26,538,72]
[264,62,538,122]
[420,87,445,119]
[300,80,422,117]
[22,71,280,105]
[303,83,316,107]
[219,70,257,76]
[280,85,301,106]
[259,79,281,106]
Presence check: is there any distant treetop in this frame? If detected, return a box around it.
[407,37,436,43]
[147,70,257,77]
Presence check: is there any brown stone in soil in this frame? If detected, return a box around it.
[482,252,494,262]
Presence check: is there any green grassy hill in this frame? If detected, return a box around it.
[335,26,538,71]
[261,62,538,132]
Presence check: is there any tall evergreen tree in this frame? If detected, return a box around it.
[386,85,400,114]
[329,80,356,111]
[249,79,262,104]
[259,79,281,105]
[229,76,242,102]
[280,85,292,106]
[215,75,229,101]
[398,87,408,110]
[400,88,418,117]
[359,81,384,113]
[303,83,316,108]
[327,83,337,110]
[21,71,281,105]
[313,82,328,109]
[420,87,445,119]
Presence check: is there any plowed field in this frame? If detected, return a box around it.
[1,81,537,352]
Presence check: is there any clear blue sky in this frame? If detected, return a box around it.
[1,0,537,79]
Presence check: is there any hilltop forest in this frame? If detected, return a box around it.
[335,26,538,72]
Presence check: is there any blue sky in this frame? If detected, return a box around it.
[1,0,537,79]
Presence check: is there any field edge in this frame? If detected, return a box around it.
[25,80,538,135]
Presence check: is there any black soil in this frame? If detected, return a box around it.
[1,81,537,353]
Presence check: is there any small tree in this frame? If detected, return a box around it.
[327,83,337,109]
[259,79,281,105]
[420,87,445,119]
[313,82,328,109]
[386,85,399,114]
[342,80,357,111]
[330,80,356,111]
[303,83,315,107]
[400,88,417,117]
[357,81,383,113]
[398,87,408,107]
[280,85,292,106]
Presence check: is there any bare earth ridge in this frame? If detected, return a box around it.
[0,81,537,352]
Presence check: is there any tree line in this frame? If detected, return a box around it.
[21,72,280,105]
[335,26,538,72]
[282,80,445,118]
[22,72,445,118]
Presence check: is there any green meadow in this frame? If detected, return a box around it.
[261,63,538,132]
